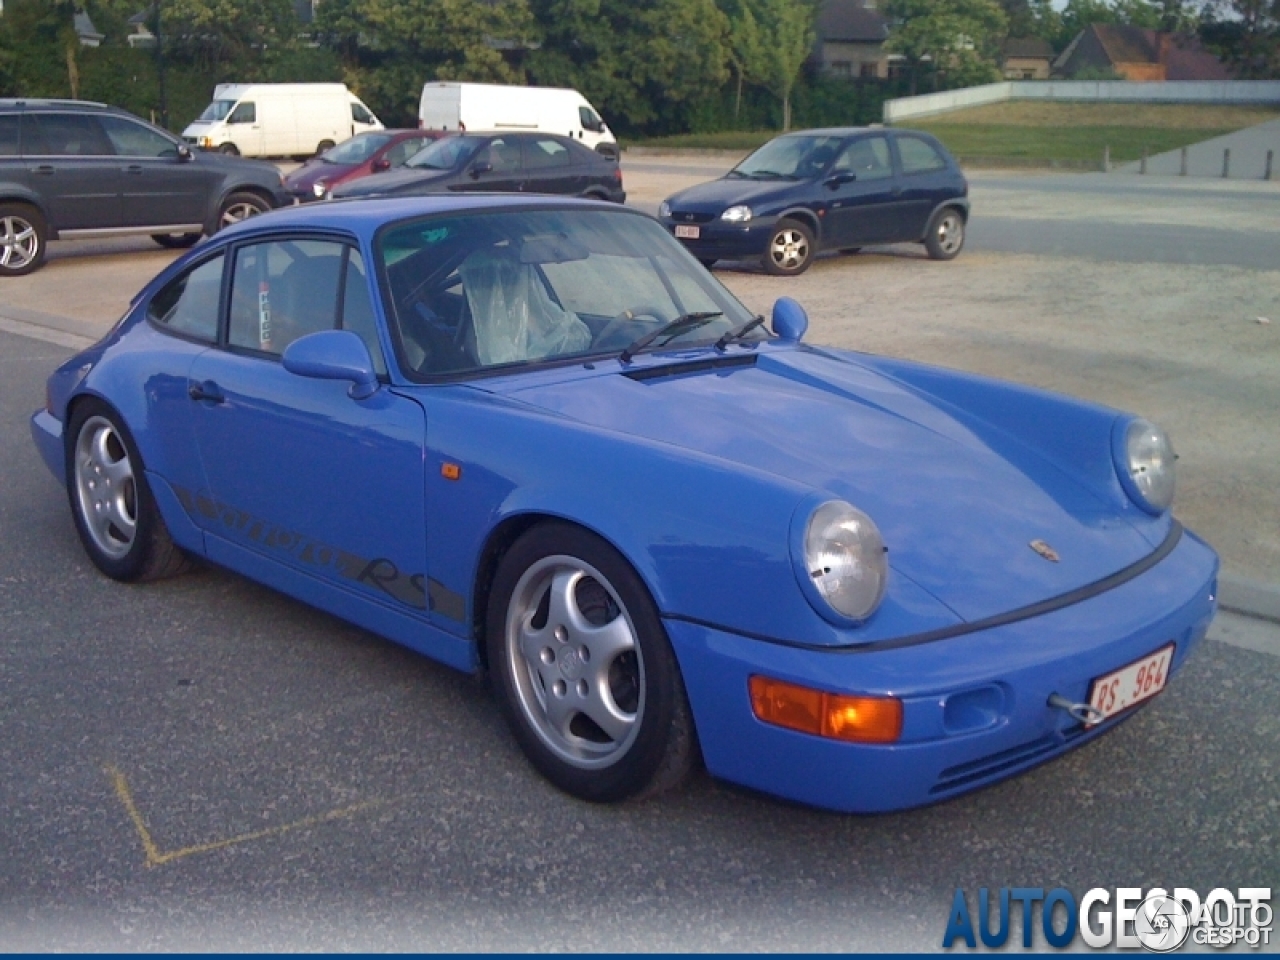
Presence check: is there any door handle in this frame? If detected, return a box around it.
[188,380,225,404]
[125,164,144,175]
[33,165,55,175]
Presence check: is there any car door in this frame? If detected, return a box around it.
[823,134,899,247]
[450,136,524,193]
[224,101,264,156]
[521,136,577,195]
[186,236,429,614]
[892,133,954,240]
[99,115,214,229]
[21,112,122,230]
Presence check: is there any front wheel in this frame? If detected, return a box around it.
[0,203,48,277]
[924,207,965,261]
[486,522,697,803]
[217,191,272,231]
[763,218,815,276]
[151,232,201,249]
[66,401,190,582]
[217,142,239,156]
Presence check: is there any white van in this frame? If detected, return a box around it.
[418,82,617,157]
[184,83,383,158]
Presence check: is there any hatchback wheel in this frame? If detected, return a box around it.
[487,522,697,802]
[151,233,201,249]
[925,207,965,261]
[0,204,47,277]
[217,192,271,231]
[763,218,815,276]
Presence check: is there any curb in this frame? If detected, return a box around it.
[1219,573,1280,625]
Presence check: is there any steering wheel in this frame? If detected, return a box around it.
[593,305,667,348]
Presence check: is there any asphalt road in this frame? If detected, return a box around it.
[1,327,1276,950]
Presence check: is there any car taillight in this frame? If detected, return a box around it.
[613,167,622,182]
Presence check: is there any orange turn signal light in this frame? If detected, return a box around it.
[749,675,903,744]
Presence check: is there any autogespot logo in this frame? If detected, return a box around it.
[942,886,1272,951]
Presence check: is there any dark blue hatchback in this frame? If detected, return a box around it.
[659,127,969,275]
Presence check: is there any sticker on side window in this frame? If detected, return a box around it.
[258,282,271,348]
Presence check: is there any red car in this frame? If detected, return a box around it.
[284,129,444,202]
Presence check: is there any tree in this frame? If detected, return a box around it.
[883,0,1008,94]
[1200,0,1280,78]
[161,0,301,72]
[751,0,818,131]
[719,0,767,123]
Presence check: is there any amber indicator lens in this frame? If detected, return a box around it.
[749,675,903,744]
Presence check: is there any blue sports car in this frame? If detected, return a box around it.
[31,196,1217,813]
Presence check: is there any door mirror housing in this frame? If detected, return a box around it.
[825,171,857,189]
[771,297,809,342]
[470,161,492,179]
[176,143,193,162]
[282,330,379,400]
[371,157,391,172]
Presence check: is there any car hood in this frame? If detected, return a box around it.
[496,349,1156,625]
[334,167,451,197]
[667,176,802,212]
[284,160,358,190]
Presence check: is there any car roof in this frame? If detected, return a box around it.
[0,98,114,112]
[217,194,639,241]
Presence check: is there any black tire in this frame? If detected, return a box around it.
[0,203,48,277]
[486,521,697,803]
[763,217,815,276]
[217,142,239,156]
[65,400,191,583]
[216,191,272,232]
[698,258,717,269]
[316,139,336,156]
[151,232,201,249]
[924,206,965,261]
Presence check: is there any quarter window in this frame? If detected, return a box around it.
[526,138,571,169]
[898,136,948,174]
[148,254,224,342]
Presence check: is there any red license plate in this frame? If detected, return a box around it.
[1086,643,1175,726]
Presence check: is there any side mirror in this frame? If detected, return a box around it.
[282,330,379,400]
[771,297,808,342]
[825,171,856,189]
[176,143,192,162]
[470,161,492,179]
[371,157,390,172]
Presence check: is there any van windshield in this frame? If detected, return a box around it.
[406,136,478,170]
[197,100,236,123]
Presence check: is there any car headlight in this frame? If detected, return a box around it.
[1115,417,1176,514]
[803,501,887,622]
[312,181,327,198]
[658,200,672,219]
[721,205,753,222]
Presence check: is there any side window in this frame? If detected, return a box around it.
[578,106,601,131]
[477,137,520,174]
[227,102,255,124]
[898,136,948,175]
[525,138,571,170]
[832,136,893,181]
[148,254,224,342]
[339,248,387,376]
[0,115,18,156]
[384,137,425,168]
[27,114,114,156]
[351,103,375,124]
[98,116,178,158]
[228,240,343,355]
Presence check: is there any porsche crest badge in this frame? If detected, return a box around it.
[1029,539,1060,563]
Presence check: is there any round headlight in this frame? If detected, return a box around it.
[658,200,672,219]
[1120,418,1176,513]
[312,180,327,198]
[721,204,753,222]
[804,501,887,621]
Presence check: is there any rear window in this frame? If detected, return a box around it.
[525,138,571,169]
[0,115,17,156]
[898,136,948,174]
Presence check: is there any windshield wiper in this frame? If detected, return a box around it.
[749,169,796,180]
[714,315,766,351]
[620,312,723,364]
[725,169,748,179]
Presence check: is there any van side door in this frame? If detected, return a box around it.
[225,101,264,156]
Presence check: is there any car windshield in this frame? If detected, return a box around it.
[405,136,479,170]
[380,208,760,378]
[730,135,843,180]
[322,133,393,164]
[196,99,236,123]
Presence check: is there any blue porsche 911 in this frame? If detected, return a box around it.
[31,196,1217,813]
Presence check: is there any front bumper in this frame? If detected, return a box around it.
[659,216,779,261]
[665,527,1218,813]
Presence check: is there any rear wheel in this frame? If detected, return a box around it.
[217,191,271,231]
[151,233,201,249]
[0,203,47,277]
[66,400,190,582]
[763,217,815,276]
[924,207,965,261]
[487,522,697,803]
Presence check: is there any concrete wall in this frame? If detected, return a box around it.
[884,80,1280,123]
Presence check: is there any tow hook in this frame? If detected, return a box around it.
[1047,693,1105,725]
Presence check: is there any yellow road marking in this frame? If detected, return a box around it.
[106,764,385,868]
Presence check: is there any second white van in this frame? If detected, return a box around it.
[184,83,383,158]
[418,82,617,157]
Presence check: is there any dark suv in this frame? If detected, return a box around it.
[0,99,291,276]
